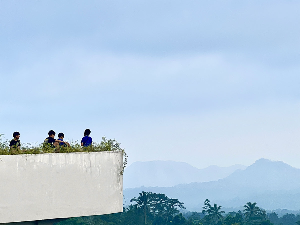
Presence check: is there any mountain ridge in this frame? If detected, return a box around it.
[124,160,246,188]
[124,158,300,210]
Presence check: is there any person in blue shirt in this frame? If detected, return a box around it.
[57,133,70,147]
[81,129,92,147]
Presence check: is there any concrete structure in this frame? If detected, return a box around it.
[0,152,123,224]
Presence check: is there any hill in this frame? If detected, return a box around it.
[124,159,300,210]
[124,160,245,188]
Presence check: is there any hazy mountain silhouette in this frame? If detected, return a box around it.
[124,160,246,188]
[223,158,300,190]
[124,158,300,210]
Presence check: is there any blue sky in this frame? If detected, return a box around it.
[1,0,300,168]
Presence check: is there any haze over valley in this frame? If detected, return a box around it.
[124,158,300,211]
[124,160,246,188]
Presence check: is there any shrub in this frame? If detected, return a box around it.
[0,135,128,174]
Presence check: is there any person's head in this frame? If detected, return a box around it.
[84,129,91,136]
[13,132,20,139]
[58,133,64,139]
[48,130,55,138]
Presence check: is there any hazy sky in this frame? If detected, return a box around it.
[1,0,300,168]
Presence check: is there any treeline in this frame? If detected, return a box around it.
[56,191,300,225]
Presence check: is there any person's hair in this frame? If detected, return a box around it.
[48,130,55,136]
[58,133,64,138]
[13,132,20,138]
[84,129,91,136]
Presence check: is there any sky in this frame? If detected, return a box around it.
[1,0,300,169]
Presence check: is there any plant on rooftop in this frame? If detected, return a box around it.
[0,134,128,174]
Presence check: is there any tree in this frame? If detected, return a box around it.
[152,194,185,222]
[243,202,268,225]
[130,191,152,224]
[268,212,279,224]
[279,213,297,225]
[186,212,204,225]
[202,199,224,225]
[130,192,185,225]
[244,202,260,220]
[121,205,144,225]
[172,213,186,225]
[224,211,243,225]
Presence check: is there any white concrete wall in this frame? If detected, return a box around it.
[0,152,123,223]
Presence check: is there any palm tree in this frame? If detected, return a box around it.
[243,202,261,223]
[208,203,225,224]
[202,199,224,224]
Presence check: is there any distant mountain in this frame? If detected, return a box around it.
[124,159,300,210]
[223,158,300,190]
[124,160,246,188]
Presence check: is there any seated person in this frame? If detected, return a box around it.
[81,129,92,147]
[9,131,21,154]
[44,130,64,149]
[57,133,70,147]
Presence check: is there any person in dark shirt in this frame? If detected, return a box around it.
[9,131,21,154]
[57,133,70,147]
[44,130,64,151]
[81,129,92,147]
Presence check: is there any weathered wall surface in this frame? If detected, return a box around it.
[0,152,123,223]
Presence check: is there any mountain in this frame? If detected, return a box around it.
[124,158,300,210]
[123,160,246,188]
[223,158,300,190]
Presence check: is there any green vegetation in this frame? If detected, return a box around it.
[0,135,128,174]
[56,191,300,225]
[130,192,185,225]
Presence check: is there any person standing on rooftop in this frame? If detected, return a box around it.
[81,129,92,147]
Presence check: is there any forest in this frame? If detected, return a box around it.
[57,191,300,225]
